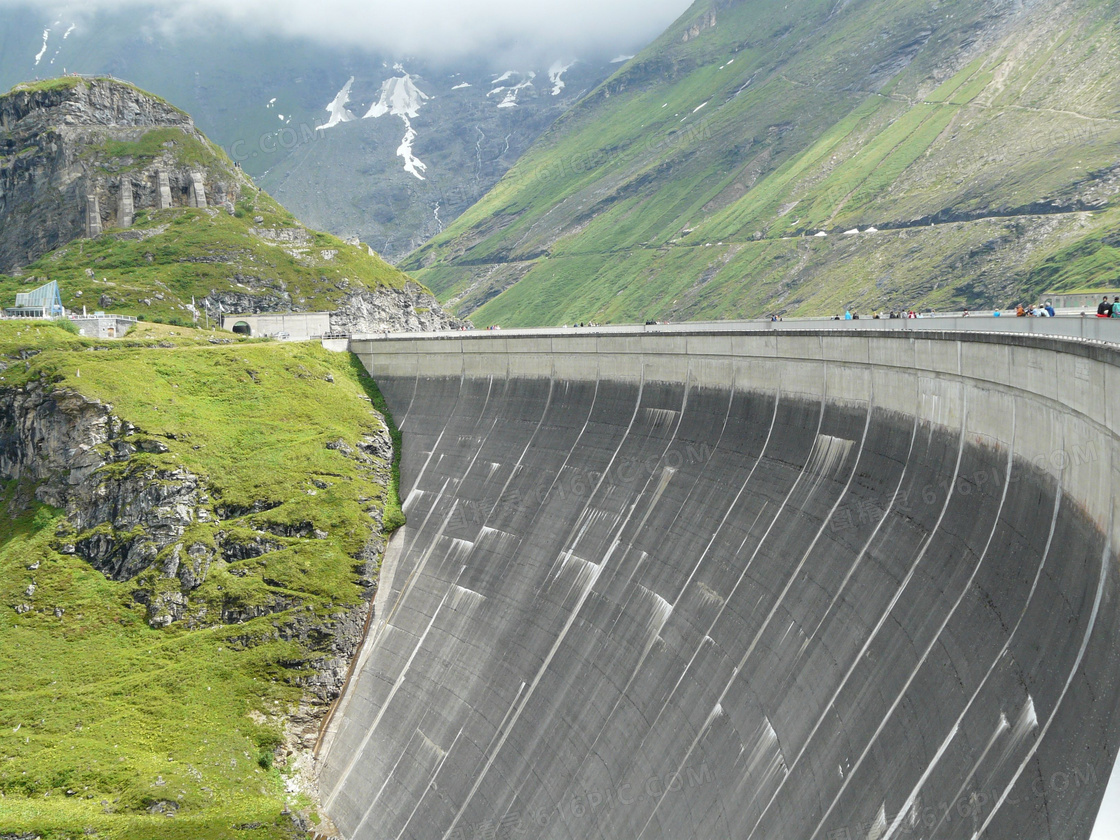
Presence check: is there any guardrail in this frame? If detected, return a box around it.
[68,313,138,322]
[355,315,1120,346]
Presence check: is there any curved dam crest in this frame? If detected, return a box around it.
[321,328,1120,840]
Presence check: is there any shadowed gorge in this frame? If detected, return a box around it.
[319,329,1120,840]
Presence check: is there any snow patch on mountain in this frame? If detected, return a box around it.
[451,82,472,90]
[488,72,536,109]
[363,71,431,181]
[611,54,634,63]
[364,73,430,119]
[395,120,427,180]
[549,61,574,96]
[34,28,50,65]
[317,77,357,131]
[47,22,75,65]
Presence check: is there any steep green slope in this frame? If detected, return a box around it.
[406,0,1120,324]
[0,194,405,325]
[0,323,400,838]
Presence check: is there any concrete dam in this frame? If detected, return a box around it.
[320,326,1120,840]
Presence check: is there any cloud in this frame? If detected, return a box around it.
[5,0,696,61]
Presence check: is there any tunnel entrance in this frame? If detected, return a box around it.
[231,321,251,336]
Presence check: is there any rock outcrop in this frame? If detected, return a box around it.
[0,375,388,613]
[330,282,467,333]
[201,275,466,334]
[0,378,205,581]
[0,77,245,273]
[0,77,191,131]
[0,373,391,740]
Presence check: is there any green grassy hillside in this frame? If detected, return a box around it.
[405,0,1120,324]
[0,323,400,839]
[0,192,406,325]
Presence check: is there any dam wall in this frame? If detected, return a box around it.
[323,328,1120,840]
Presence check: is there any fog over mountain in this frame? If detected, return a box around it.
[0,0,692,63]
[1,1,664,264]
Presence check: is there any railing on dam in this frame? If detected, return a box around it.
[353,314,1120,346]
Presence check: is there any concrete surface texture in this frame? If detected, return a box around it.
[323,329,1120,840]
[117,176,134,229]
[69,314,136,338]
[220,311,332,340]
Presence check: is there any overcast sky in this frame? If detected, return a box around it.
[5,0,696,61]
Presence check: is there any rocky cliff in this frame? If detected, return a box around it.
[202,276,459,334]
[0,372,384,713]
[0,77,244,274]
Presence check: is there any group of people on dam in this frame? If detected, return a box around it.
[1096,296,1120,317]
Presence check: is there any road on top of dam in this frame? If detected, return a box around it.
[318,327,1120,840]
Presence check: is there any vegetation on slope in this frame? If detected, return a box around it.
[0,322,400,839]
[92,126,218,175]
[406,0,1120,325]
[0,190,408,325]
[4,77,84,95]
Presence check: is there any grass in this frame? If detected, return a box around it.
[94,127,217,174]
[0,196,409,324]
[1020,215,1120,298]
[4,77,82,95]
[0,497,301,837]
[454,204,1114,326]
[0,323,402,838]
[404,0,1120,325]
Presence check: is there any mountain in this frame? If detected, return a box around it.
[259,60,617,260]
[404,0,1120,325]
[0,10,616,263]
[0,76,461,333]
